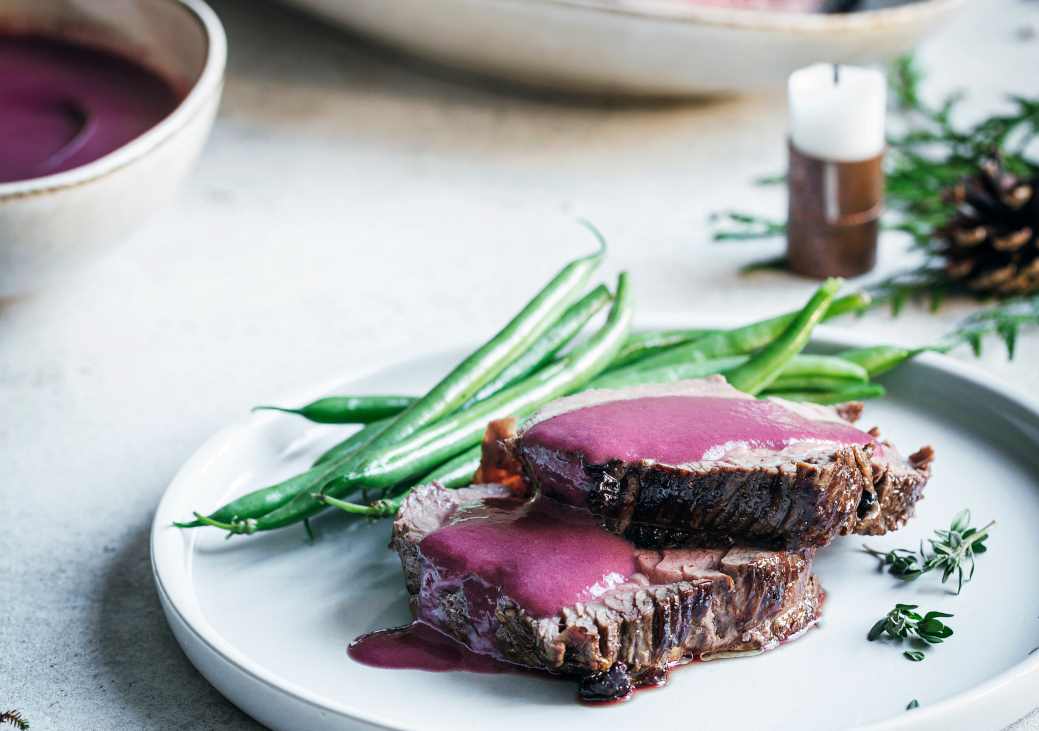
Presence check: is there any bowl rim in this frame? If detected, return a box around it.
[0,0,227,200]
[490,0,965,32]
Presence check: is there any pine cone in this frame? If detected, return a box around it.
[939,156,1039,296]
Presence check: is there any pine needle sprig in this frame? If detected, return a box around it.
[712,54,1039,335]
[0,711,29,730]
[933,294,1039,359]
[864,509,994,594]
[710,211,786,241]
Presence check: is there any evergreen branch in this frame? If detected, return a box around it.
[0,711,29,730]
[710,211,786,241]
[935,294,1039,359]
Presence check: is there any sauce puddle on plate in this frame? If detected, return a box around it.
[349,621,514,674]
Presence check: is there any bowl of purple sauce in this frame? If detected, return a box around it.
[0,0,226,296]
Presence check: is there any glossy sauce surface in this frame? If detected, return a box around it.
[523,395,872,466]
[418,496,635,618]
[348,622,513,674]
[0,35,181,183]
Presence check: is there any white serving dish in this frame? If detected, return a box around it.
[151,324,1039,731]
[0,0,226,297]
[282,0,964,97]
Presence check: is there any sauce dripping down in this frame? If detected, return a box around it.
[417,495,635,619]
[348,622,513,674]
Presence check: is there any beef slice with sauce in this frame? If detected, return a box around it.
[510,377,934,550]
[391,483,822,695]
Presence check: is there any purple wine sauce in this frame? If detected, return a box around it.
[0,34,182,183]
[348,622,514,674]
[523,395,873,466]
[417,495,635,618]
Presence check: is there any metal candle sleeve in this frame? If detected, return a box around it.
[786,142,884,278]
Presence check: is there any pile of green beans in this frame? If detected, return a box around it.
[179,247,928,538]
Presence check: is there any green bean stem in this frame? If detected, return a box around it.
[725,279,843,395]
[252,395,415,424]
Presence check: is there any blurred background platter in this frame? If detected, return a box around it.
[280,0,965,97]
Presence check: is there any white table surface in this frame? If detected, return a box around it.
[2,0,1037,728]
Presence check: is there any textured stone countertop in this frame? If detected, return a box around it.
[2,0,1037,728]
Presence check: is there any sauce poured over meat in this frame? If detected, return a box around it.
[523,395,872,466]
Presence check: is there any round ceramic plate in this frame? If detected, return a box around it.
[281,0,964,96]
[152,324,1039,731]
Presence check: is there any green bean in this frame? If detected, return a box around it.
[588,356,747,390]
[177,453,354,530]
[725,279,843,395]
[465,284,611,404]
[611,328,716,368]
[421,445,482,488]
[774,354,868,382]
[765,383,887,404]
[362,236,605,453]
[619,291,869,374]
[253,395,415,424]
[312,417,393,467]
[258,273,633,528]
[768,375,869,392]
[836,345,917,378]
[180,243,605,534]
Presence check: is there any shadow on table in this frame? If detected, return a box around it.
[209,0,719,110]
[94,522,264,730]
[202,0,739,163]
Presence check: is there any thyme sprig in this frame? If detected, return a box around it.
[864,509,994,594]
[868,604,954,661]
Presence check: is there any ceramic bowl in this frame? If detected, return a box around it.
[284,0,963,97]
[0,0,226,297]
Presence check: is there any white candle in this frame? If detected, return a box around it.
[788,63,886,162]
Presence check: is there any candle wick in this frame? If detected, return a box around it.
[832,64,839,85]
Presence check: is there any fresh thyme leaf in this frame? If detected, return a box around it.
[863,510,994,594]
[868,604,954,658]
[906,699,920,710]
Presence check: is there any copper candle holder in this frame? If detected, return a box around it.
[786,140,884,279]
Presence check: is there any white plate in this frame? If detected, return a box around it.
[151,324,1039,731]
[281,0,964,96]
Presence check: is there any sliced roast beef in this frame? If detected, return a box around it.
[391,483,822,693]
[511,377,933,550]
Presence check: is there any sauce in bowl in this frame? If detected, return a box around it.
[0,35,182,183]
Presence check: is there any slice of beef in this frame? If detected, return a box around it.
[511,377,933,550]
[392,483,822,692]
